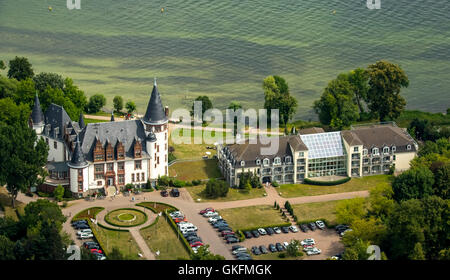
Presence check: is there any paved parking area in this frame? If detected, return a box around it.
[229,228,344,260]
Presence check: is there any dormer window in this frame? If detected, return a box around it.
[407,145,411,151]
[285,156,292,164]
[392,146,396,152]
[383,147,389,154]
[372,148,379,155]
[240,161,245,167]
[363,149,368,156]
[263,158,269,166]
[274,157,281,165]
[256,159,261,165]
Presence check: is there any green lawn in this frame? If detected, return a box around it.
[140,216,190,260]
[104,209,147,227]
[278,175,392,198]
[92,224,141,260]
[219,205,288,230]
[169,159,222,181]
[84,118,109,124]
[186,185,267,203]
[137,202,177,213]
[292,200,341,225]
[72,207,105,222]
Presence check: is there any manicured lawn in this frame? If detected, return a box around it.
[137,202,177,213]
[278,175,392,198]
[140,216,190,260]
[169,159,222,181]
[104,209,147,227]
[219,205,288,230]
[72,207,105,222]
[292,200,341,225]
[186,185,267,203]
[84,118,108,124]
[92,224,141,260]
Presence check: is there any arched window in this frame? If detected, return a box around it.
[256,159,261,165]
[383,147,389,154]
[372,148,379,155]
[240,161,245,167]
[274,157,281,165]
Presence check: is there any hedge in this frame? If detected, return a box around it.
[71,207,105,222]
[163,210,193,255]
[140,215,160,231]
[136,202,179,214]
[296,218,335,229]
[104,208,148,228]
[303,177,351,186]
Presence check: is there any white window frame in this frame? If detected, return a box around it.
[407,145,411,151]
[263,158,269,166]
[353,147,359,153]
[240,161,245,167]
[392,146,396,152]
[256,159,261,165]
[363,149,368,156]
[298,152,304,157]
[285,156,292,164]
[383,147,389,154]
[274,157,281,165]
[372,148,379,155]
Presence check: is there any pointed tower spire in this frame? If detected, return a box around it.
[31,91,44,125]
[79,112,85,130]
[143,78,168,125]
[110,110,115,122]
[68,135,88,168]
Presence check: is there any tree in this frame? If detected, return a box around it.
[7,56,34,81]
[392,167,434,202]
[0,74,19,99]
[366,60,409,121]
[0,98,31,126]
[86,94,106,114]
[113,96,124,113]
[204,179,228,199]
[63,78,87,111]
[0,124,48,208]
[368,183,395,221]
[313,76,359,130]
[0,235,16,260]
[263,76,298,130]
[22,199,66,231]
[40,87,80,120]
[189,244,225,260]
[0,60,6,70]
[33,72,64,93]
[286,240,302,257]
[53,185,65,202]
[227,101,242,111]
[191,96,213,122]
[429,161,449,199]
[335,197,367,225]
[125,101,136,114]
[347,68,370,114]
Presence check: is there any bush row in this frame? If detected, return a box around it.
[86,219,109,257]
[157,176,203,188]
[303,177,351,186]
[136,202,179,213]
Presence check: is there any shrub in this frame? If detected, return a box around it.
[204,179,229,199]
[172,179,186,188]
[278,253,286,258]
[272,181,280,187]
[185,181,193,187]
[158,176,171,187]
[303,177,351,186]
[192,180,201,186]
[53,185,64,202]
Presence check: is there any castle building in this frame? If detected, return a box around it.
[30,80,169,197]
[217,124,418,187]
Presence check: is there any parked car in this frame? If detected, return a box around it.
[276,242,285,251]
[236,255,252,260]
[244,231,253,239]
[232,247,248,255]
[251,230,260,238]
[160,190,168,197]
[300,224,309,232]
[77,229,93,236]
[268,244,277,252]
[74,223,90,230]
[224,234,237,240]
[306,248,322,256]
[315,220,326,230]
[301,238,316,246]
[340,229,353,237]
[190,242,204,248]
[173,217,187,223]
[199,208,215,215]
[266,227,275,235]
[213,222,229,228]
[90,248,103,254]
[273,227,282,234]
[335,224,349,233]
[226,237,239,244]
[308,222,317,231]
[72,220,87,227]
[169,211,184,217]
[208,216,223,223]
[83,241,97,248]
[283,241,290,248]
[289,225,299,233]
[218,227,232,232]
[258,228,267,235]
[231,245,243,251]
[170,188,180,197]
[221,231,235,236]
[281,226,290,233]
[203,211,219,217]
[79,233,94,239]
[251,246,261,255]
[259,245,268,254]
[92,252,106,260]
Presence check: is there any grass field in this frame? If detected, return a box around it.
[292,200,341,225]
[278,175,392,198]
[104,209,147,227]
[0,187,26,221]
[169,159,222,181]
[93,224,141,260]
[71,207,105,222]
[84,118,109,124]
[137,202,177,213]
[219,205,287,230]
[140,217,190,260]
[186,185,267,203]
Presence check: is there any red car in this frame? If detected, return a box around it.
[190,241,204,247]
[221,231,235,237]
[174,217,187,223]
[91,249,103,254]
[199,208,214,215]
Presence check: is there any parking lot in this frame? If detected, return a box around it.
[228,227,344,260]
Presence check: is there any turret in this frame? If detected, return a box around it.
[31,92,45,134]
[68,135,88,196]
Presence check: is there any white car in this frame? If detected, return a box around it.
[340,229,353,237]
[257,228,267,235]
[78,233,94,239]
[283,241,290,248]
[169,211,183,217]
[315,220,326,230]
[177,222,194,228]
[289,225,299,233]
[306,248,321,256]
[203,211,219,217]
[208,216,222,223]
[232,248,248,255]
[301,238,316,246]
[77,229,92,236]
[273,227,282,234]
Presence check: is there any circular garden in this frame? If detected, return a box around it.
[105,208,148,227]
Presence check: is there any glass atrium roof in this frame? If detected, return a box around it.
[300,131,346,159]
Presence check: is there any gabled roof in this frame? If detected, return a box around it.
[298,127,325,135]
[68,135,88,168]
[143,79,168,125]
[31,93,44,125]
[79,120,148,161]
[349,125,417,152]
[44,104,72,140]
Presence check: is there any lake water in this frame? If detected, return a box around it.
[0,0,449,119]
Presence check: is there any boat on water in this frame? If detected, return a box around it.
[48,6,53,12]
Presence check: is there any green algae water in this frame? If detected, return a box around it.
[0,0,449,119]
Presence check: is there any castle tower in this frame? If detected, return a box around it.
[142,78,169,179]
[67,135,89,196]
[30,92,45,134]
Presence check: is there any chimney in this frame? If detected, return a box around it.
[164,106,169,117]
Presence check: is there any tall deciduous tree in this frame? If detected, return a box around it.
[86,94,106,114]
[191,96,213,122]
[7,56,34,81]
[263,76,297,130]
[113,96,124,113]
[33,72,64,93]
[125,101,136,114]
[392,167,435,202]
[313,77,359,130]
[366,60,409,121]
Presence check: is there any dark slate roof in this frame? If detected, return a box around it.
[79,120,148,161]
[298,127,325,135]
[44,104,73,140]
[31,93,44,125]
[110,111,115,122]
[146,131,157,142]
[68,136,88,168]
[143,80,168,125]
[47,161,69,172]
[349,125,418,152]
[225,135,307,167]
[79,113,85,130]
